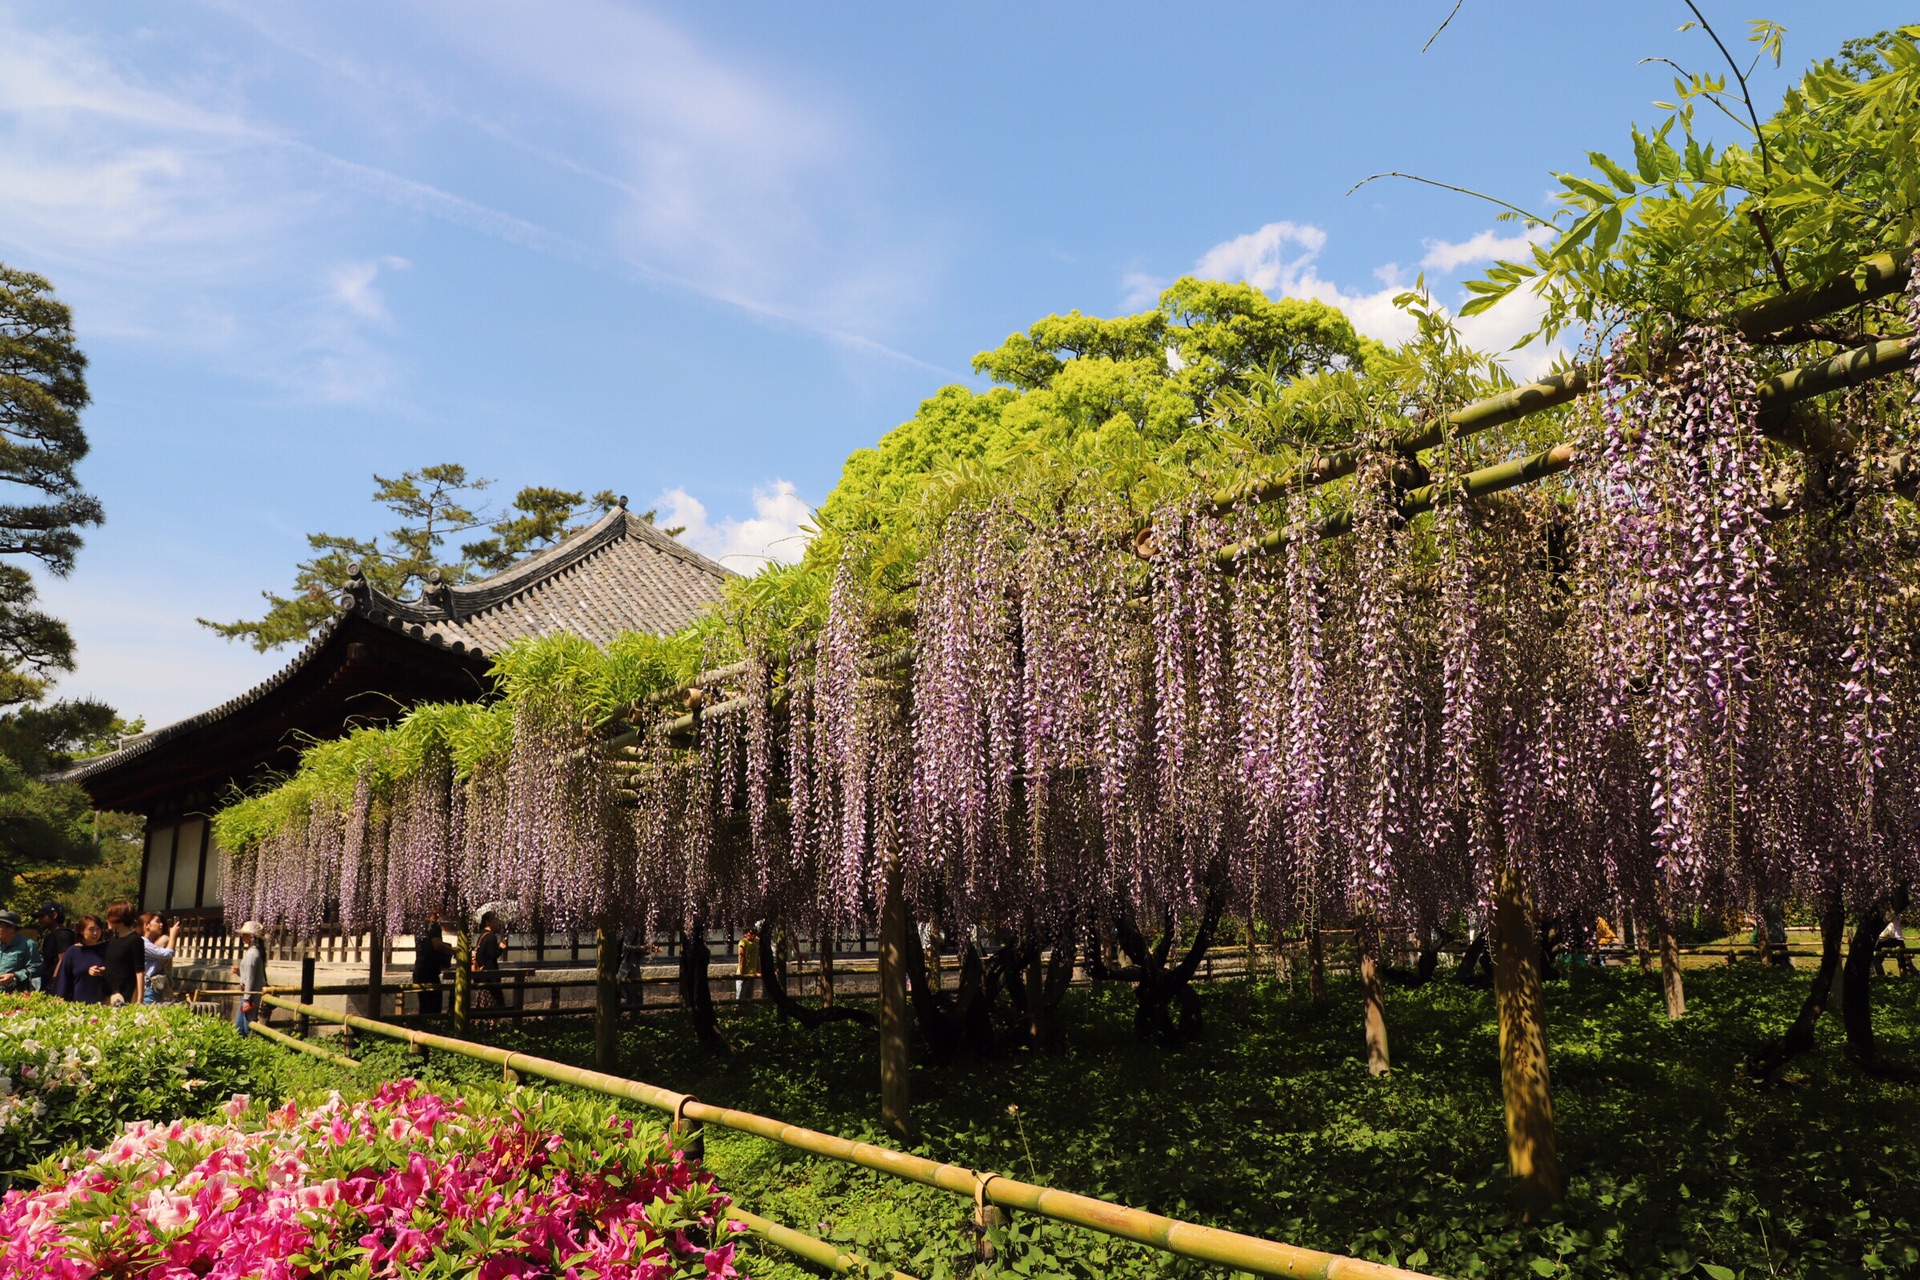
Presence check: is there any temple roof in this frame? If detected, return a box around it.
[62,506,734,813]
[349,506,732,651]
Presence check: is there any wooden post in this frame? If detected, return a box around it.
[366,925,384,1025]
[1027,950,1047,1044]
[1307,928,1327,1001]
[973,1192,1010,1263]
[879,859,911,1140]
[1660,924,1686,1020]
[817,933,835,1005]
[595,925,619,1073]
[512,970,527,1028]
[297,956,315,1039]
[452,930,472,1037]
[1492,864,1563,1212]
[1358,927,1390,1076]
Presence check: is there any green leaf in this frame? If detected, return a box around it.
[1700,1265,1739,1280]
[1530,1259,1558,1277]
[1590,151,1638,194]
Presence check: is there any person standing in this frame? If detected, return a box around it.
[139,912,181,1003]
[51,916,109,1003]
[412,918,453,1017]
[101,901,146,1007]
[35,903,73,995]
[0,911,40,993]
[736,925,761,1001]
[472,911,505,1009]
[231,922,267,1034]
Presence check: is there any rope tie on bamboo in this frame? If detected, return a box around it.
[971,1171,1009,1262]
[501,1051,524,1085]
[670,1093,705,1162]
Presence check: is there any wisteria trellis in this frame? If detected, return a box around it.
[221,315,1920,956]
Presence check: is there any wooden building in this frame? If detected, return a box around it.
[63,505,733,922]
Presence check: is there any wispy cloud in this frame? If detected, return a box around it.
[414,0,943,344]
[328,256,408,325]
[0,5,944,392]
[1419,225,1553,273]
[653,481,815,569]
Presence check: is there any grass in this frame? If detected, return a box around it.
[270,964,1920,1280]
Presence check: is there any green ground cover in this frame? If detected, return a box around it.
[298,965,1919,1280]
[12,968,1915,1278]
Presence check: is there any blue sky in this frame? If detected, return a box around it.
[0,0,1902,726]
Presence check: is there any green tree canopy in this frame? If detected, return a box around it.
[0,266,106,709]
[205,471,671,651]
[806,277,1379,578]
[462,486,628,572]
[202,464,495,650]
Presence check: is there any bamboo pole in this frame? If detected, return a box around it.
[453,929,472,1036]
[1225,333,1920,563]
[259,993,1443,1280]
[1490,864,1562,1213]
[595,925,619,1073]
[726,1207,920,1280]
[1211,251,1915,513]
[879,858,911,1140]
[250,1019,361,1068]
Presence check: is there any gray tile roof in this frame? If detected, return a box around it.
[58,508,733,794]
[350,507,735,651]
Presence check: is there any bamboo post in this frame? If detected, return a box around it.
[453,929,472,1036]
[1660,924,1687,1020]
[1358,927,1390,1076]
[297,956,315,1039]
[879,858,911,1140]
[1491,864,1562,1212]
[595,925,619,1073]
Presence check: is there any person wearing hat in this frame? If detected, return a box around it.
[0,910,40,993]
[35,903,74,994]
[230,921,267,1034]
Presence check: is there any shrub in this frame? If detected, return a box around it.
[0,995,275,1172]
[1,1081,740,1279]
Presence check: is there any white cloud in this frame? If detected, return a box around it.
[1419,225,1553,273]
[1187,220,1565,380]
[653,481,815,569]
[1120,269,1169,310]
[424,0,934,338]
[328,256,409,324]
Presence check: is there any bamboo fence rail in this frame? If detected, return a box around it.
[256,993,1440,1280]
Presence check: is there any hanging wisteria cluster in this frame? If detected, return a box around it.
[219,321,1920,952]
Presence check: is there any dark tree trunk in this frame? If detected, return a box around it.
[1112,881,1226,1048]
[758,925,874,1030]
[1750,895,1844,1081]
[1842,906,1888,1068]
[677,926,729,1053]
[1307,928,1327,1000]
[1457,934,1494,988]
